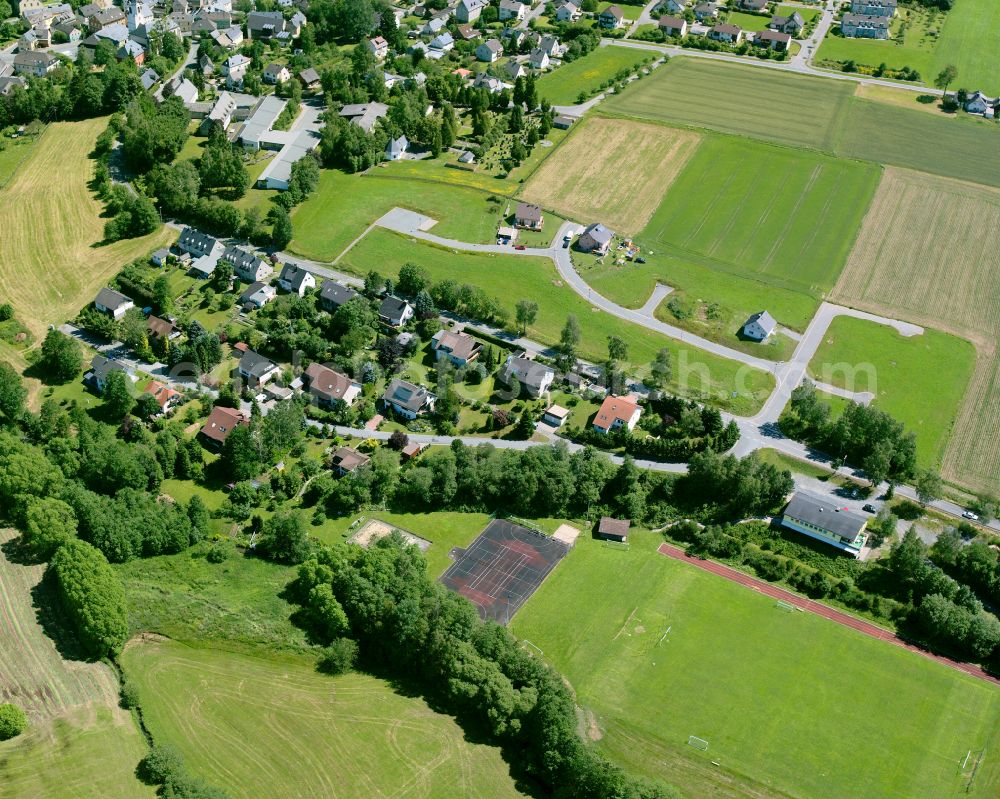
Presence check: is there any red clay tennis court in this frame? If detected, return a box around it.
[440,519,569,624]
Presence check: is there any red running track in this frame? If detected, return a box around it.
[657,542,1000,688]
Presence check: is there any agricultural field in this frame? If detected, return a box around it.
[831,167,1000,492]
[122,638,527,799]
[520,117,701,235]
[536,46,652,106]
[339,228,776,413]
[808,316,975,469]
[511,531,1000,799]
[934,0,1000,95]
[0,529,153,798]
[604,57,856,150]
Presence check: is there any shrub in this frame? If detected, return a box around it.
[0,703,27,741]
[317,637,359,675]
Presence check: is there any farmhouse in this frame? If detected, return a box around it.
[596,516,630,543]
[840,13,890,39]
[593,394,642,434]
[431,329,482,366]
[476,39,503,62]
[781,492,867,557]
[319,280,359,311]
[708,23,743,43]
[277,263,316,296]
[382,378,434,419]
[143,381,181,415]
[238,349,281,387]
[498,354,554,398]
[965,91,996,117]
[330,446,370,476]
[577,223,614,255]
[514,202,544,230]
[379,296,414,327]
[84,354,131,393]
[93,287,134,319]
[239,281,277,309]
[598,5,624,28]
[658,15,688,37]
[850,0,896,16]
[199,405,249,449]
[755,29,790,50]
[302,362,361,407]
[742,310,777,341]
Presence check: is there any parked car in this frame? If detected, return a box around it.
[635,257,646,264]
[514,244,526,250]
[862,504,876,513]
[962,511,979,520]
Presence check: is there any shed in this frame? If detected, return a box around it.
[597,516,630,542]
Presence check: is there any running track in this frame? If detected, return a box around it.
[657,542,1000,688]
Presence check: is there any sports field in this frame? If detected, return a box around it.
[520,117,701,235]
[511,532,1000,799]
[0,529,152,798]
[808,316,976,470]
[340,229,776,413]
[832,167,1000,492]
[536,46,650,106]
[122,639,526,799]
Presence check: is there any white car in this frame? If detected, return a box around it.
[962,511,979,520]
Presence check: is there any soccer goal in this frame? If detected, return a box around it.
[603,540,631,551]
[687,736,709,751]
[776,600,795,612]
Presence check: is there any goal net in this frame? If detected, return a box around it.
[687,736,709,751]
[776,600,795,612]
[603,540,631,551]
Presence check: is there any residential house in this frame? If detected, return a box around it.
[593,394,642,434]
[401,442,425,461]
[302,362,361,407]
[498,354,555,398]
[596,516,630,543]
[238,349,281,387]
[277,263,316,296]
[223,53,251,86]
[93,287,134,319]
[88,5,124,30]
[177,227,224,277]
[421,15,447,35]
[457,23,480,40]
[146,315,180,341]
[202,91,237,133]
[367,35,388,60]
[555,0,581,21]
[118,39,146,67]
[781,492,867,557]
[850,0,895,16]
[499,0,525,21]
[754,28,790,49]
[658,14,687,36]
[223,245,272,282]
[339,101,389,132]
[505,59,527,80]
[330,446,370,476]
[210,24,243,48]
[150,248,170,267]
[577,222,614,255]
[199,54,216,76]
[476,38,503,62]
[12,51,59,77]
[19,26,50,49]
[966,90,997,117]
[662,0,688,13]
[741,310,777,341]
[598,5,624,28]
[378,296,414,327]
[737,0,767,10]
[199,405,249,449]
[456,0,488,23]
[319,280,359,312]
[693,1,718,20]
[239,281,277,309]
[385,135,409,160]
[769,11,803,34]
[84,354,131,393]
[139,67,159,90]
[505,28,528,49]
[431,329,482,367]
[247,9,285,38]
[382,378,434,419]
[538,34,563,57]
[514,202,543,230]
[528,48,549,70]
[143,381,181,415]
[430,31,454,51]
[298,67,320,89]
[840,13,890,38]
[473,73,506,93]
[163,75,197,105]
[708,22,742,43]
[553,114,574,129]
[542,404,570,427]
[263,62,290,84]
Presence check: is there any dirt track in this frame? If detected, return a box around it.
[657,542,1000,687]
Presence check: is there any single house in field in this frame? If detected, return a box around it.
[658,14,688,36]
[146,315,180,340]
[597,516,630,542]
[840,13,890,39]
[262,62,290,84]
[382,378,434,419]
[498,0,525,21]
[330,446,370,476]
[94,287,134,319]
[431,329,482,367]
[456,0,488,23]
[319,280,359,312]
[577,222,614,255]
[598,5,624,28]
[143,380,181,415]
[277,263,316,296]
[385,134,409,160]
[742,310,777,341]
[781,492,867,557]
[708,22,742,43]
[238,349,281,387]
[476,38,503,62]
[239,281,277,309]
[302,362,361,407]
[498,354,555,398]
[514,202,544,230]
[593,394,642,434]
[199,405,249,449]
[965,90,996,117]
[755,29,790,50]
[769,11,803,34]
[367,35,388,60]
[84,354,131,393]
[542,404,570,427]
[850,0,896,16]
[379,296,414,327]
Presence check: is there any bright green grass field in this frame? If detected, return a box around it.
[511,531,1000,799]
[340,229,775,413]
[935,0,1000,95]
[778,4,818,22]
[808,316,976,469]
[122,639,526,799]
[537,46,651,106]
[724,10,771,31]
[604,57,856,150]
[816,6,939,79]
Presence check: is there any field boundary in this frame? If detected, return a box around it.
[657,542,1000,687]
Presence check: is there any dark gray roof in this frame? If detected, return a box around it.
[842,13,890,27]
[783,493,867,539]
[178,226,220,256]
[379,295,411,322]
[89,354,128,384]
[239,349,278,378]
[320,280,358,308]
[500,355,553,392]
[278,263,312,290]
[94,287,132,310]
[745,310,777,334]
[383,378,430,413]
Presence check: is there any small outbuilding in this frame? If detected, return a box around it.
[597,516,630,542]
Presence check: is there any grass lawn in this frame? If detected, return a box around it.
[778,4,818,23]
[340,228,775,414]
[934,0,1000,95]
[808,316,976,469]
[511,530,1000,799]
[817,6,942,79]
[724,10,771,31]
[0,131,42,187]
[537,46,652,105]
[604,57,856,150]
[122,639,527,799]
